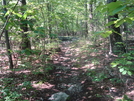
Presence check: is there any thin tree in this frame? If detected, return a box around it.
[47,2,52,39]
[84,0,88,37]
[2,0,13,69]
[89,0,94,32]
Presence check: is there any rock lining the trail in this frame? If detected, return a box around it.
[48,41,88,101]
[48,92,69,101]
[67,84,83,95]
[48,84,83,101]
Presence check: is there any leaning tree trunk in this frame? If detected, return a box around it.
[20,0,31,50]
[2,0,13,69]
[107,0,126,54]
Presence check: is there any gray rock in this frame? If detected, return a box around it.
[67,84,83,95]
[48,92,69,101]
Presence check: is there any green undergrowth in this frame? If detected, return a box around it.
[0,41,61,100]
[70,37,134,101]
[0,78,31,101]
[111,52,134,76]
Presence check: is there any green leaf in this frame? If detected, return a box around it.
[128,11,134,17]
[111,5,126,15]
[122,70,127,75]
[34,30,38,33]
[105,1,122,14]
[130,17,134,21]
[102,31,112,38]
[123,95,133,101]
[127,71,133,76]
[25,50,31,55]
[118,66,123,69]
[96,4,106,12]
[127,56,134,60]
[115,19,125,27]
[14,12,22,18]
[94,30,112,38]
[22,13,27,20]
[49,33,57,38]
[125,18,133,23]
[4,11,10,16]
[111,62,118,68]
[126,61,133,65]
[105,21,115,26]
[37,27,44,30]
[107,1,121,10]
[119,68,124,72]
[26,10,34,15]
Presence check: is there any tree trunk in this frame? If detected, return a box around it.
[47,3,52,40]
[107,0,126,54]
[2,0,13,69]
[20,0,31,50]
[89,1,94,32]
[84,0,88,37]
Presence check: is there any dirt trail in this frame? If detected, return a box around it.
[46,41,111,101]
[48,41,134,101]
[1,41,134,101]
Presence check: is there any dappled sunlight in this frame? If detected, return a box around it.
[1,39,134,101]
[32,81,55,90]
[126,90,134,100]
[81,63,96,70]
[14,70,31,74]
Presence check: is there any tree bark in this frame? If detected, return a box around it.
[47,3,52,40]
[2,0,13,69]
[89,1,94,32]
[84,0,88,37]
[107,0,126,54]
[20,0,31,50]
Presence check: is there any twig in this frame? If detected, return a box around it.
[0,0,19,40]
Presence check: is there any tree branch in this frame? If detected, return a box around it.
[0,0,19,40]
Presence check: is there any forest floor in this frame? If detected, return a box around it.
[0,40,134,101]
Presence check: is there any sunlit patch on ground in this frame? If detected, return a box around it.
[0,40,134,101]
[32,81,55,90]
[14,70,31,74]
[126,90,134,100]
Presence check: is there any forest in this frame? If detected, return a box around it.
[0,0,134,101]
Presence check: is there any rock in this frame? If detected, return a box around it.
[48,92,69,101]
[67,84,83,96]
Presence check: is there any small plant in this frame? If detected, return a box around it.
[1,89,22,101]
[0,78,22,101]
[32,71,43,75]
[117,95,132,101]
[111,52,134,76]
[44,63,54,73]
[87,69,108,82]
[21,81,32,89]
[95,94,102,97]
[109,77,122,84]
[91,59,100,65]
[1,78,14,85]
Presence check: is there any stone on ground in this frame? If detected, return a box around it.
[48,92,69,101]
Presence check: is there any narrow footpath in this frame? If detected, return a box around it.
[46,41,110,101]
